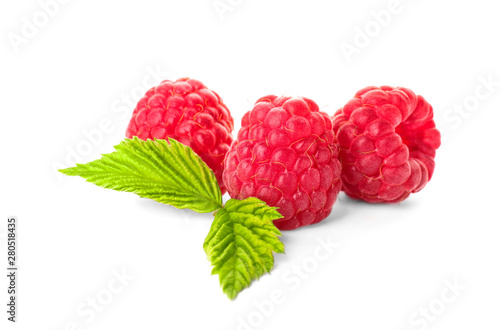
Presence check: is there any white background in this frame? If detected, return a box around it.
[1,0,499,329]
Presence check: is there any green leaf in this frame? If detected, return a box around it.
[60,137,222,213]
[203,197,285,299]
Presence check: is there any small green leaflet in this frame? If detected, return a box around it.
[60,137,285,299]
[204,198,285,300]
[59,137,222,213]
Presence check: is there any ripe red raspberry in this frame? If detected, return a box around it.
[126,78,234,193]
[332,86,441,203]
[223,95,342,230]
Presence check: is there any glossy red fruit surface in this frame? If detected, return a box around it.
[332,86,441,203]
[223,95,342,230]
[126,78,234,193]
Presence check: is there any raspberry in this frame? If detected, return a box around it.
[332,86,441,203]
[223,95,342,230]
[126,78,234,193]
